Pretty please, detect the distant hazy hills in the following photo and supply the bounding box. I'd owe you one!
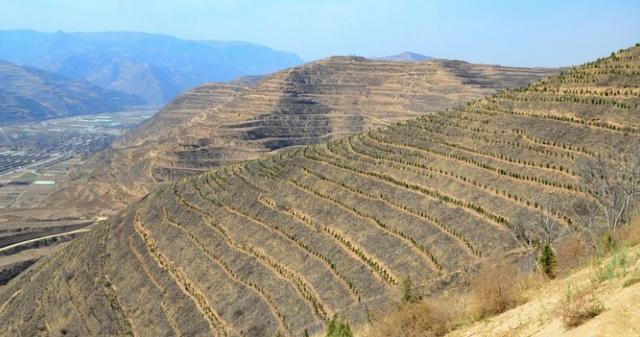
[374,51,433,62]
[0,30,304,105]
[0,60,145,124]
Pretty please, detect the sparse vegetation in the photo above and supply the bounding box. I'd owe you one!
[556,234,589,274]
[364,299,459,337]
[362,230,640,337]
[361,262,538,337]
[326,317,353,337]
[615,216,640,246]
[594,247,630,283]
[559,285,604,328]
[468,263,526,320]
[576,152,640,235]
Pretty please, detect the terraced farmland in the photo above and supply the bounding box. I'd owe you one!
[1,45,639,337]
[0,209,94,287]
[47,57,555,215]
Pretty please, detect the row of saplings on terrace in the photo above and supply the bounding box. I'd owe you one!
[312,146,640,337]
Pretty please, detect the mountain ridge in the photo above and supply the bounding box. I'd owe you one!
[46,55,556,214]
[0,60,146,124]
[374,51,433,62]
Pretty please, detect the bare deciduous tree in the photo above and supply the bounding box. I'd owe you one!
[511,194,566,273]
[576,149,640,234]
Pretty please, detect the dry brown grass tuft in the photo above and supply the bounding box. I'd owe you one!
[361,262,536,337]
[616,216,640,246]
[556,234,589,275]
[363,297,463,337]
[559,285,604,328]
[467,263,528,320]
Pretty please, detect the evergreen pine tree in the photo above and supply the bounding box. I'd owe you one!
[538,243,557,278]
[401,275,413,304]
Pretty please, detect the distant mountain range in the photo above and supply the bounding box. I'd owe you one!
[0,60,145,124]
[0,30,304,105]
[374,51,433,62]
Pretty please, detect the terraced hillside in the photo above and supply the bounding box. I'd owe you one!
[45,83,250,212]
[0,208,94,287]
[3,46,638,337]
[47,57,556,214]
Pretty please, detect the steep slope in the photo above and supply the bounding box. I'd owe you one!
[446,243,640,337]
[2,45,638,337]
[49,82,249,211]
[0,30,303,105]
[0,60,146,124]
[47,57,556,214]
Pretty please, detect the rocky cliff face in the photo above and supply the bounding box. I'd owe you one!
[47,57,556,214]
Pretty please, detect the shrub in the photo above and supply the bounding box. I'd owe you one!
[594,247,629,283]
[363,298,460,337]
[326,317,353,337]
[559,285,604,328]
[556,234,588,275]
[468,263,525,319]
[401,275,414,304]
[538,243,557,278]
[615,216,640,246]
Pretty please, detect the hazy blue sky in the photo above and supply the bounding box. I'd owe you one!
[1,0,639,66]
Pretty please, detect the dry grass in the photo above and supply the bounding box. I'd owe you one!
[622,274,640,287]
[467,263,529,320]
[593,247,631,283]
[363,297,463,337]
[359,220,640,337]
[616,216,640,246]
[556,234,589,275]
[361,262,535,337]
[559,285,604,328]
